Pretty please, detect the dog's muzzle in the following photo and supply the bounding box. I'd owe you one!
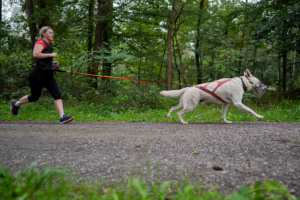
[253,83,267,98]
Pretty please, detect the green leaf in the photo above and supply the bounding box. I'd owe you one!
[224,191,248,200]
[159,181,171,200]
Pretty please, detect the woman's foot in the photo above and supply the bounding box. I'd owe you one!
[10,100,20,115]
[59,114,74,124]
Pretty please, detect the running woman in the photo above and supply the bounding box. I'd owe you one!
[10,26,74,124]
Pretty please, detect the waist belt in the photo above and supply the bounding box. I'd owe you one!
[32,63,47,71]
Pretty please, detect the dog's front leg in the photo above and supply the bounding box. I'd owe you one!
[221,103,232,123]
[234,102,263,119]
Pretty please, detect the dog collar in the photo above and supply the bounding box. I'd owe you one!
[240,77,247,91]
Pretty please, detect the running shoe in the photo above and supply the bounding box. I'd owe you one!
[10,99,20,115]
[59,114,74,124]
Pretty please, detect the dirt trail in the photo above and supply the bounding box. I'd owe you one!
[0,121,299,194]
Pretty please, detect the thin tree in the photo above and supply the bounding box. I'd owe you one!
[0,0,2,21]
[37,0,48,28]
[166,0,178,90]
[87,0,95,86]
[0,0,2,95]
[25,0,37,48]
[195,0,205,84]
[92,0,105,89]
[174,0,188,86]
[101,0,113,83]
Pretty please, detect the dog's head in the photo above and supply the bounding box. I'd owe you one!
[244,69,267,98]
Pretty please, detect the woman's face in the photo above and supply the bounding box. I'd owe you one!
[42,29,54,41]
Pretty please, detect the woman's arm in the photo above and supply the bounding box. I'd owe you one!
[33,44,57,59]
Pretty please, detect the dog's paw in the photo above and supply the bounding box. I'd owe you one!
[222,118,232,124]
[257,115,264,119]
[164,114,169,118]
[181,121,188,125]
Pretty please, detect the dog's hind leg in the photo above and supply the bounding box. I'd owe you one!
[165,95,184,118]
[177,95,199,124]
[221,103,232,123]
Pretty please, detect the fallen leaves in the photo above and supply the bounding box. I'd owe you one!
[213,166,223,171]
[191,151,200,155]
[102,188,109,194]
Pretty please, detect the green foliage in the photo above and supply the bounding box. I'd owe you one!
[0,162,71,200]
[2,0,300,107]
[225,181,297,200]
[0,162,298,200]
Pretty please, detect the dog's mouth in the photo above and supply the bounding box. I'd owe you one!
[253,83,267,98]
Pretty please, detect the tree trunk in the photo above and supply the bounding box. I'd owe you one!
[195,0,204,84]
[87,0,95,86]
[281,21,288,94]
[101,0,113,83]
[88,0,95,53]
[293,42,297,80]
[92,0,105,89]
[25,0,37,49]
[0,0,2,95]
[253,42,257,75]
[172,37,181,89]
[37,0,48,28]
[282,51,287,94]
[175,22,186,85]
[166,0,177,90]
[0,0,2,21]
[238,48,242,76]
[277,58,281,90]
[158,33,167,85]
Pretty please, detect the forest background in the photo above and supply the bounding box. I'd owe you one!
[0,0,300,122]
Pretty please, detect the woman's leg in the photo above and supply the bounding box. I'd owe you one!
[54,99,64,115]
[17,95,30,105]
[45,75,74,123]
[10,70,44,115]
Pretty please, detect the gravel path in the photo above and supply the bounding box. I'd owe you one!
[0,121,299,195]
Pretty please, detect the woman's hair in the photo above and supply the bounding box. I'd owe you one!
[35,26,53,41]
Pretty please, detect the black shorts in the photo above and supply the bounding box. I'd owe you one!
[28,69,61,102]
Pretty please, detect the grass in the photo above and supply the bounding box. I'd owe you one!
[0,96,300,122]
[0,162,298,200]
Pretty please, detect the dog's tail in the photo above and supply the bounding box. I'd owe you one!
[160,88,188,97]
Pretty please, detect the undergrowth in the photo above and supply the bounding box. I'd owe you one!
[1,94,300,122]
[0,162,298,200]
[1,84,300,122]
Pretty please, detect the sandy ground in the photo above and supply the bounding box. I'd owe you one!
[0,120,299,195]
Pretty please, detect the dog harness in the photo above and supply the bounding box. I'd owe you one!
[193,79,232,103]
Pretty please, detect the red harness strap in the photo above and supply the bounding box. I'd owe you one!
[193,78,232,103]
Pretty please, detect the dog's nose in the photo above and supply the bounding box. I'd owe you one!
[260,83,267,90]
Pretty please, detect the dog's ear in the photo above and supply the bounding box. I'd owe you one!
[246,69,252,77]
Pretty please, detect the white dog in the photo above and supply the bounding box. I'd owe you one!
[160,69,267,124]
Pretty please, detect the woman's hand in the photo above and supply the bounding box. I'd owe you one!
[53,61,60,67]
[52,53,58,58]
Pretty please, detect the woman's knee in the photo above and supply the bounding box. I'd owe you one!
[28,95,40,102]
[53,93,61,100]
